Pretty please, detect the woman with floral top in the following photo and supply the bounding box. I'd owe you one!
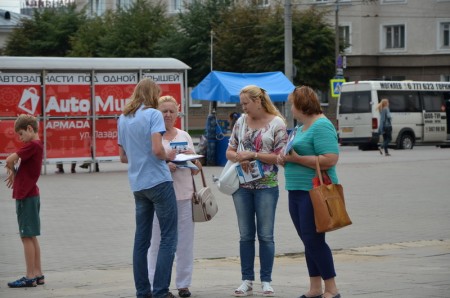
[225,85,288,297]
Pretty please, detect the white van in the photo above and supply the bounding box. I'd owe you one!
[337,81,450,150]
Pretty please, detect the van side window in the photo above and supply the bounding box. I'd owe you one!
[339,91,371,114]
[422,92,445,112]
[378,91,420,112]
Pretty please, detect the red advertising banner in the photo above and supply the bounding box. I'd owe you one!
[0,73,42,117]
[143,73,184,129]
[94,73,137,116]
[45,73,91,117]
[0,119,43,160]
[45,119,91,159]
[1,72,186,163]
[95,118,119,159]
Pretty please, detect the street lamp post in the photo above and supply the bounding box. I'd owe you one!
[210,29,214,72]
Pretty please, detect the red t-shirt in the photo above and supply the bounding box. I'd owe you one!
[13,140,43,200]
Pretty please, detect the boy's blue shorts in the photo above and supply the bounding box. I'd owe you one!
[16,196,40,237]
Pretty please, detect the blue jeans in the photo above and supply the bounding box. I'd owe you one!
[133,181,178,298]
[232,186,279,282]
[288,190,336,280]
[382,131,392,154]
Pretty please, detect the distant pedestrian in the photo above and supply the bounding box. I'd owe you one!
[5,114,45,288]
[278,86,341,298]
[377,98,392,156]
[118,78,178,298]
[55,161,76,174]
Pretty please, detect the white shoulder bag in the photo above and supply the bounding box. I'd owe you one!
[217,116,246,195]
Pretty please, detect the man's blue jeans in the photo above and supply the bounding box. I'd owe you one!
[232,186,279,282]
[133,181,178,298]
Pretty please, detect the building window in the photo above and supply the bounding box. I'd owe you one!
[381,0,406,3]
[173,0,182,11]
[312,0,351,3]
[383,24,405,49]
[118,0,133,9]
[188,87,202,108]
[217,102,237,108]
[439,22,450,49]
[256,0,269,7]
[441,75,450,82]
[339,24,351,53]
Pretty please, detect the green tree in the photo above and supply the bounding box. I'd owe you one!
[213,4,335,90]
[292,7,336,90]
[213,4,284,73]
[71,0,172,57]
[155,0,232,85]
[3,4,86,56]
[68,14,108,57]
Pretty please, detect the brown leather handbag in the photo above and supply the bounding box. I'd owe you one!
[309,157,352,233]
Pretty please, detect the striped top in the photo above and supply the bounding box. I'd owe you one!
[284,117,339,191]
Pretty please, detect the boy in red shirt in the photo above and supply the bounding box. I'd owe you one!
[5,114,45,288]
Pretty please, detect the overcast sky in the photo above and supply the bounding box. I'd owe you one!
[0,0,20,13]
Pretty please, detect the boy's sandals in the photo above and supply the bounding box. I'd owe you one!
[8,276,37,288]
[234,280,253,297]
[261,281,275,297]
[36,275,45,285]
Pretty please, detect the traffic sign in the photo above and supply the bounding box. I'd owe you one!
[330,78,346,98]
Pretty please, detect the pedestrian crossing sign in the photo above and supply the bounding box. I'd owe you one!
[330,79,346,98]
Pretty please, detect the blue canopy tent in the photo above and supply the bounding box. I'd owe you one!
[191,71,295,102]
[191,71,294,166]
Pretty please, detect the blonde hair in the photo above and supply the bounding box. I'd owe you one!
[240,85,285,122]
[377,98,389,112]
[158,95,180,112]
[123,78,161,116]
[15,114,38,132]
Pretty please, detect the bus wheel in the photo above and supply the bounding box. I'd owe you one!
[398,133,414,149]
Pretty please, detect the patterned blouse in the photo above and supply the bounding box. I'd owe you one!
[229,114,288,189]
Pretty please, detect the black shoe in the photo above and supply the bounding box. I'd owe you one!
[378,147,383,155]
[79,163,89,169]
[178,288,191,297]
[298,295,322,298]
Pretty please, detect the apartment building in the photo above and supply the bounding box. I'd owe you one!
[6,0,450,83]
[313,0,450,82]
[74,0,186,15]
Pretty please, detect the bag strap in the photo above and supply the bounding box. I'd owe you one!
[315,156,324,186]
[237,115,246,151]
[192,168,207,191]
[191,174,197,193]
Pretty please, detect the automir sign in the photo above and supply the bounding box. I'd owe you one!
[0,73,42,117]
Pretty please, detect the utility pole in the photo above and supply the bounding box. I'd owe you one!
[335,0,340,72]
[284,0,293,83]
[334,0,343,78]
[284,0,294,127]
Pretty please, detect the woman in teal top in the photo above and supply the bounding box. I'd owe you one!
[278,86,341,298]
